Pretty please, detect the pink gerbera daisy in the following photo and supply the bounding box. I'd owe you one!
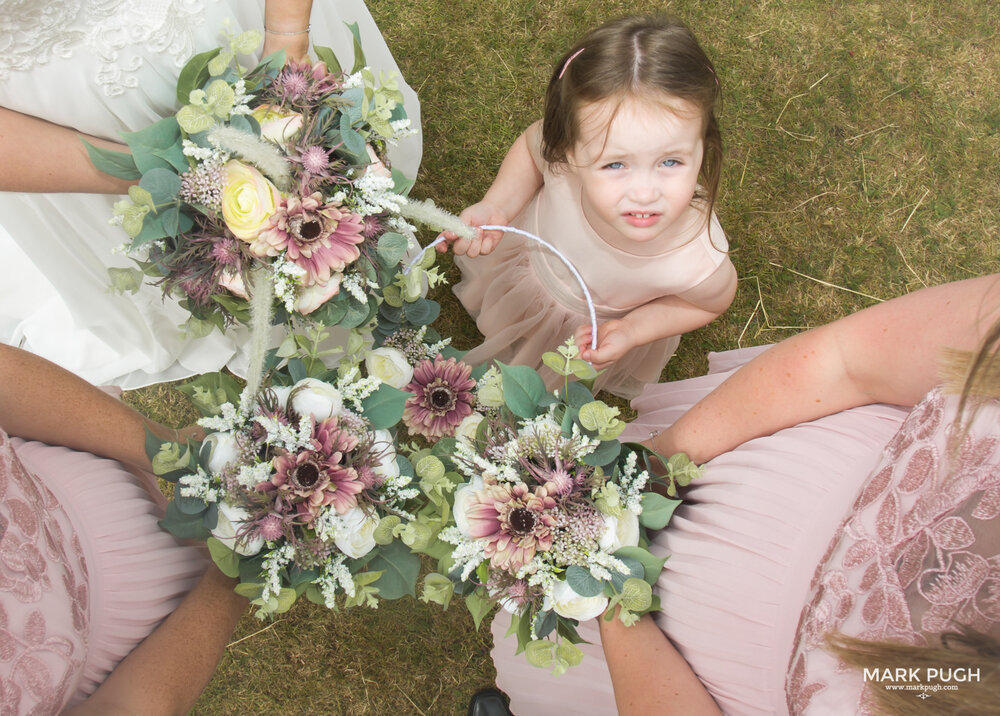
[250,192,364,285]
[402,354,476,439]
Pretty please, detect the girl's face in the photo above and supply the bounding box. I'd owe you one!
[568,96,705,253]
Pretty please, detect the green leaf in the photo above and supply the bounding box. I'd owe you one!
[108,267,143,294]
[273,587,298,614]
[176,48,223,104]
[565,566,604,598]
[391,166,414,196]
[152,142,190,173]
[639,492,682,530]
[376,231,409,268]
[177,371,243,416]
[555,641,584,669]
[667,452,703,487]
[313,44,342,75]
[346,21,366,73]
[533,609,557,639]
[341,123,368,160]
[465,589,495,631]
[581,439,621,468]
[233,582,264,599]
[402,298,440,327]
[83,140,140,180]
[359,383,408,429]
[541,351,570,376]
[420,572,455,609]
[159,500,211,539]
[172,484,208,516]
[207,537,240,578]
[608,556,644,593]
[524,640,555,669]
[499,362,546,418]
[618,578,653,612]
[613,546,668,586]
[125,117,183,174]
[368,541,419,599]
[339,294,375,329]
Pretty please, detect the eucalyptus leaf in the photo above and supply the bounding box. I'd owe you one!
[639,492,682,530]
[391,166,414,195]
[368,540,419,599]
[565,565,604,598]
[613,546,668,586]
[83,140,140,180]
[524,640,555,669]
[465,589,494,631]
[207,537,240,578]
[125,117,183,174]
[609,555,644,592]
[533,610,557,640]
[273,587,298,614]
[172,484,208,516]
[233,582,264,599]
[402,298,440,327]
[376,231,409,267]
[159,500,211,539]
[581,439,621,468]
[359,383,407,429]
[499,362,546,418]
[339,295,376,329]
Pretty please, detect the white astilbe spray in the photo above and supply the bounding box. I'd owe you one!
[439,527,486,580]
[397,197,474,239]
[617,450,650,514]
[179,467,219,502]
[208,126,292,189]
[260,544,295,603]
[198,401,243,432]
[318,556,355,606]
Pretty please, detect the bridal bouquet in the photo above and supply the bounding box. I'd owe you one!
[89,26,438,336]
[404,341,701,673]
[149,368,420,617]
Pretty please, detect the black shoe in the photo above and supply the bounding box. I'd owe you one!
[467,688,513,716]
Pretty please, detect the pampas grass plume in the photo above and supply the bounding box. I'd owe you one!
[398,197,475,240]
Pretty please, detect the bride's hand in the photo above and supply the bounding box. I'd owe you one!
[262,31,311,64]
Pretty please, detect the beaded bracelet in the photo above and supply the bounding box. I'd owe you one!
[264,24,311,36]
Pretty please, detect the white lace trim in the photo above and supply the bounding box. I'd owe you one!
[0,0,208,96]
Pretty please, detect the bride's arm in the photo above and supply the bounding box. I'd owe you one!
[651,273,1000,464]
[263,0,314,63]
[0,106,135,193]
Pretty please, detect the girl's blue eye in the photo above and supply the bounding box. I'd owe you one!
[602,161,624,170]
[661,159,680,168]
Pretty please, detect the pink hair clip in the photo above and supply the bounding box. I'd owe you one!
[558,47,586,79]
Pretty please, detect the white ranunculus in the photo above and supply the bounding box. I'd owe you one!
[334,507,380,559]
[598,511,641,552]
[453,475,485,536]
[269,385,292,410]
[454,412,485,444]
[371,429,399,480]
[365,346,414,389]
[290,377,343,421]
[212,501,265,557]
[519,415,561,443]
[549,580,609,622]
[203,432,239,474]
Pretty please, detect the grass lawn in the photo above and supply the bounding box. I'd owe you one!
[126,1,998,713]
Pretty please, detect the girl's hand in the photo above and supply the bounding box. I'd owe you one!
[437,201,509,257]
[575,319,638,370]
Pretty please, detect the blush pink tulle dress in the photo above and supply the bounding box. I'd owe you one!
[0,429,205,713]
[453,164,729,399]
[490,346,1000,714]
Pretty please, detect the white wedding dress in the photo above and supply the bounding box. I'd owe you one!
[0,0,422,388]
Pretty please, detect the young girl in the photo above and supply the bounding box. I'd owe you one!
[442,14,737,398]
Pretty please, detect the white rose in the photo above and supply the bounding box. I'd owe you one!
[598,511,641,552]
[203,432,239,474]
[211,501,265,557]
[454,413,485,444]
[290,378,343,421]
[371,429,399,480]
[294,274,342,315]
[453,475,485,536]
[549,580,609,622]
[334,507,380,559]
[365,346,414,389]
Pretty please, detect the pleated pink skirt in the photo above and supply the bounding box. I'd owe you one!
[11,438,205,709]
[491,347,909,714]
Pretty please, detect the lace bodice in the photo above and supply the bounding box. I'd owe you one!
[787,388,1000,713]
[0,0,207,95]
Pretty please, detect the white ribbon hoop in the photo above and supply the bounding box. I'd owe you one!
[404,225,599,350]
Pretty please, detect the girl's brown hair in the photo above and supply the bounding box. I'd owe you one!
[541,15,723,218]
